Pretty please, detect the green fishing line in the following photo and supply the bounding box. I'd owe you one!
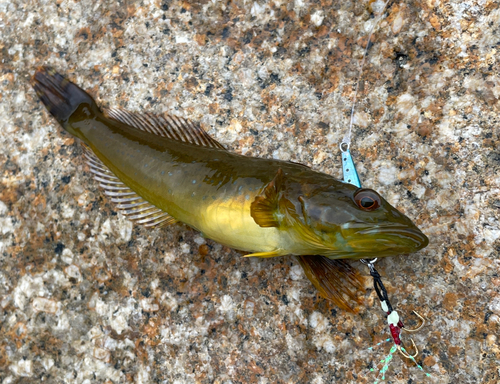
[367,338,391,351]
[373,345,397,384]
[400,347,432,378]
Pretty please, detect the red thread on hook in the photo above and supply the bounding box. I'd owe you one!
[389,323,402,346]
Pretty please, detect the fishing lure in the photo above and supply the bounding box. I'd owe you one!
[339,0,433,379]
[343,116,432,380]
[31,67,428,312]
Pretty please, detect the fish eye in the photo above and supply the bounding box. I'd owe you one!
[354,189,381,211]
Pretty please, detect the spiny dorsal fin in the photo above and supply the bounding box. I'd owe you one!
[105,108,225,150]
[297,256,365,312]
[250,168,296,228]
[82,144,176,228]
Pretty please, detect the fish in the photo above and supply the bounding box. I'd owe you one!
[31,66,428,310]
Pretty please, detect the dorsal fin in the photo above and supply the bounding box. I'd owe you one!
[105,108,226,149]
[251,168,296,228]
[82,144,176,228]
[297,256,365,312]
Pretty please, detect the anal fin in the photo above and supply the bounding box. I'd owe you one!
[244,249,285,258]
[82,144,176,228]
[297,256,365,312]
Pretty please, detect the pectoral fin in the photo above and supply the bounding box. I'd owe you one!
[251,168,296,228]
[297,256,365,312]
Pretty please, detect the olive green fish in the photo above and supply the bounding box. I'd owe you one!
[32,67,428,310]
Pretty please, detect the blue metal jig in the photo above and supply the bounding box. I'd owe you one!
[340,144,362,188]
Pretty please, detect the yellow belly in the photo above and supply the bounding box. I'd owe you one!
[198,195,282,253]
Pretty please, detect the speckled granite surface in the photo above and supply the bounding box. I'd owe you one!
[1,0,499,383]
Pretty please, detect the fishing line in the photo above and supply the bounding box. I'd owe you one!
[341,0,392,152]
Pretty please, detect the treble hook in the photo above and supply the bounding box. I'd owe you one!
[401,310,426,333]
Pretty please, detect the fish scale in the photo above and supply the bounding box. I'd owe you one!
[78,106,290,252]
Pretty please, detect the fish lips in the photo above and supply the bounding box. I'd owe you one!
[352,224,429,254]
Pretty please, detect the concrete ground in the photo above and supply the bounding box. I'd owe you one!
[1,0,499,382]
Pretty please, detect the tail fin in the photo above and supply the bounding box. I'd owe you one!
[298,256,365,312]
[31,66,98,133]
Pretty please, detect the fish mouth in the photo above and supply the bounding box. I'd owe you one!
[357,226,429,253]
[352,225,429,254]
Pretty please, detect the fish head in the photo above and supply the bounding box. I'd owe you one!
[292,184,429,258]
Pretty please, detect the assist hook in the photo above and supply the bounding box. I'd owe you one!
[361,258,426,359]
[402,310,426,333]
[398,338,418,359]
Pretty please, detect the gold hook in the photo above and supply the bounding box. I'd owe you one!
[401,310,425,333]
[397,338,418,359]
